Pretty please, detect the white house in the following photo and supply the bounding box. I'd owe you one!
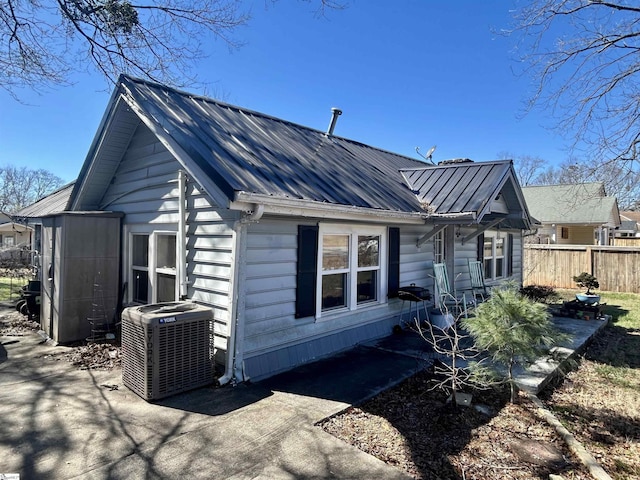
[47,75,534,382]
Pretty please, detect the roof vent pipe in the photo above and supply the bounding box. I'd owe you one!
[326,107,342,136]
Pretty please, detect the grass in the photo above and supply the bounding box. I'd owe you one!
[544,289,640,479]
[0,275,30,302]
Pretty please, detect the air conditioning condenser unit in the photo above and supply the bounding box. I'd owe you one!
[121,302,214,401]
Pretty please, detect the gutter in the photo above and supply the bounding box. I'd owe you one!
[232,192,429,224]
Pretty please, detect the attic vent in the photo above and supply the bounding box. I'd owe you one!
[326,107,342,136]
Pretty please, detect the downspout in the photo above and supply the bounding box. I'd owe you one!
[217,204,263,385]
[178,170,188,299]
[217,219,247,385]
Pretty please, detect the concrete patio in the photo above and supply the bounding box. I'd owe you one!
[0,310,607,479]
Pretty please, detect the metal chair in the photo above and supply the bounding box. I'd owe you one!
[468,260,490,303]
[432,262,472,317]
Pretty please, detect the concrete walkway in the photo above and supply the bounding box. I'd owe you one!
[0,314,607,479]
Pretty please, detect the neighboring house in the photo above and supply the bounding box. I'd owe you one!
[13,182,76,255]
[0,211,34,266]
[522,183,620,245]
[616,211,640,238]
[0,221,32,249]
[49,75,533,382]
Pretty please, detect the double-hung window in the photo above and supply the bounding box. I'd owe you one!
[317,225,386,318]
[129,231,177,304]
[483,233,506,281]
[131,234,150,303]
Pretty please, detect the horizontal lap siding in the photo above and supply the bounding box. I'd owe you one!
[400,226,433,289]
[241,220,435,380]
[187,189,237,353]
[103,123,236,356]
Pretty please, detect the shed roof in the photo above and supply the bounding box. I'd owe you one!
[522,183,620,227]
[70,75,532,228]
[14,182,75,219]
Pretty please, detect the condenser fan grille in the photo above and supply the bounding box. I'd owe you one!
[121,302,214,400]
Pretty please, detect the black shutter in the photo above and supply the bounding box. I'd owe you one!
[388,227,400,298]
[295,225,318,318]
[507,233,514,277]
[477,233,484,261]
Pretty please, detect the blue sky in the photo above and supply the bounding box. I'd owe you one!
[0,1,569,183]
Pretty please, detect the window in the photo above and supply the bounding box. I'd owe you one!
[434,228,446,264]
[317,225,386,318]
[155,234,177,302]
[561,227,569,239]
[483,232,507,280]
[131,234,149,303]
[129,231,177,304]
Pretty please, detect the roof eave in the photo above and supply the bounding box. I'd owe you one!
[232,192,429,224]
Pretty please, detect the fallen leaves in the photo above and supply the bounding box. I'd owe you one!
[65,343,121,370]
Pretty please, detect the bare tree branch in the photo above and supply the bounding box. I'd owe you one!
[1,0,343,97]
[510,0,640,176]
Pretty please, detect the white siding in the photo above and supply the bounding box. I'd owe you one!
[240,220,438,379]
[101,123,237,356]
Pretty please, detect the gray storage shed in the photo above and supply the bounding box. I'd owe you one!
[40,212,123,344]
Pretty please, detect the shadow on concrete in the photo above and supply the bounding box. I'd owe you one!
[0,327,272,479]
[260,330,430,405]
[157,381,273,416]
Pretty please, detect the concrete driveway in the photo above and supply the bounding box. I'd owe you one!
[0,307,606,480]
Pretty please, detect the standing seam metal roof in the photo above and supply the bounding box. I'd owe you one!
[14,182,75,218]
[122,77,434,213]
[71,75,530,225]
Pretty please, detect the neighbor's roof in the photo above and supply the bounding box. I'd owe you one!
[522,183,620,227]
[70,75,532,227]
[618,220,638,232]
[620,211,640,223]
[15,182,75,218]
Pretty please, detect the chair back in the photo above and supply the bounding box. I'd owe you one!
[433,262,452,301]
[468,260,488,298]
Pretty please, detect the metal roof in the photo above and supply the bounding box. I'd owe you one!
[521,183,620,227]
[70,75,532,227]
[117,76,428,213]
[400,161,512,215]
[14,182,75,219]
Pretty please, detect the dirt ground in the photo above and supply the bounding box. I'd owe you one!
[320,321,640,480]
[320,370,592,480]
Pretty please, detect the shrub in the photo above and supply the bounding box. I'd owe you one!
[520,285,560,304]
[463,285,569,402]
[573,272,599,294]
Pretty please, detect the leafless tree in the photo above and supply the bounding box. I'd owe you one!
[0,165,65,213]
[498,151,548,186]
[511,1,640,177]
[412,307,493,409]
[0,0,343,98]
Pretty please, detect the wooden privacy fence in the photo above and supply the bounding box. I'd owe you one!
[524,244,640,293]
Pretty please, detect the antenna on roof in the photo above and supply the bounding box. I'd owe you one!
[416,145,436,164]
